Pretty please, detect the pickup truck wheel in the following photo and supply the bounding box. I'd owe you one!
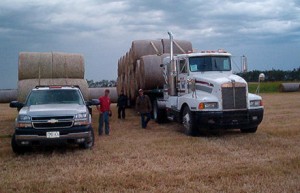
[182,106,197,136]
[11,134,27,154]
[80,129,94,149]
[240,127,257,133]
[153,100,166,123]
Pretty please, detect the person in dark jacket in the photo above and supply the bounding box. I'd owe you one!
[135,89,152,128]
[117,90,128,119]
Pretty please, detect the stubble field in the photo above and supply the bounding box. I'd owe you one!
[0,93,299,193]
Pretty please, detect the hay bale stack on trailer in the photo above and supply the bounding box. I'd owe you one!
[117,39,192,103]
[17,52,89,102]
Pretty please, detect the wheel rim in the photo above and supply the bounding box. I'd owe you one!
[183,110,191,130]
[153,102,158,120]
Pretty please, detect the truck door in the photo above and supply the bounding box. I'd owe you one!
[177,59,188,96]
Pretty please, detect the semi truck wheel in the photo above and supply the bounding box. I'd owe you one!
[240,127,257,133]
[153,100,167,123]
[182,106,197,136]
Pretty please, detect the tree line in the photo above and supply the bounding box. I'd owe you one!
[87,79,116,88]
[237,68,300,82]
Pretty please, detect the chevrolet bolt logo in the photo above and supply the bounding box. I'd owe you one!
[48,119,58,124]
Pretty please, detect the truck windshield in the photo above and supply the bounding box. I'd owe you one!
[189,56,231,72]
[26,90,84,106]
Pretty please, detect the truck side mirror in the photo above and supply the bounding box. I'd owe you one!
[86,99,100,106]
[10,101,24,109]
[259,73,265,81]
[256,73,265,94]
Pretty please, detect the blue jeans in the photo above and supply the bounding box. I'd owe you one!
[99,111,109,135]
[140,112,151,128]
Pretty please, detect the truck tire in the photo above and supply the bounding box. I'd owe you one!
[80,129,94,149]
[182,106,197,136]
[240,127,257,133]
[153,100,166,123]
[11,134,27,154]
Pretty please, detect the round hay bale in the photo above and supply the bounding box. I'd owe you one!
[89,87,117,103]
[0,89,17,103]
[131,40,163,62]
[18,52,85,80]
[161,39,193,54]
[52,52,85,79]
[140,55,165,90]
[279,83,300,92]
[18,52,52,80]
[17,79,89,103]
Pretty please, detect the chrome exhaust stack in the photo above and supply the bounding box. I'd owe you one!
[167,31,177,96]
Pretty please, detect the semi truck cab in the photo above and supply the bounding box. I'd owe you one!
[158,48,264,135]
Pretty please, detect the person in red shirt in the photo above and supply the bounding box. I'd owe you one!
[97,89,111,135]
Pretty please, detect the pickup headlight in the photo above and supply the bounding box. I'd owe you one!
[250,100,263,107]
[17,115,32,128]
[74,113,89,126]
[198,102,218,109]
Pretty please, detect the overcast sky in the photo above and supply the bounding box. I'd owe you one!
[0,0,299,89]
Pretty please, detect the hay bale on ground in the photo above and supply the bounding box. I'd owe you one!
[52,52,84,79]
[17,79,89,103]
[89,87,117,103]
[18,52,52,80]
[279,83,300,92]
[18,52,85,80]
[0,89,17,103]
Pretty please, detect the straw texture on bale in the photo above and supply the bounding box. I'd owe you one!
[17,79,89,103]
[130,40,163,62]
[161,39,193,54]
[279,83,300,92]
[117,38,193,102]
[18,52,84,80]
[0,89,17,103]
[140,55,165,90]
[89,87,118,103]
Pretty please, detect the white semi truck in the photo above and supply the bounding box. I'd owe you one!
[151,32,264,135]
[118,32,264,135]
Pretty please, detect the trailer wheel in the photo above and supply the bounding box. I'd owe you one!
[153,100,166,123]
[240,127,257,133]
[182,106,197,136]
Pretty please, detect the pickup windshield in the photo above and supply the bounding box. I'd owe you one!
[189,56,231,72]
[26,89,84,106]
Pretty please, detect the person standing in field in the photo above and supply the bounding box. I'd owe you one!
[117,90,128,119]
[135,89,152,129]
[97,89,111,135]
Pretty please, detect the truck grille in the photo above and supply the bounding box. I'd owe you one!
[222,84,247,110]
[32,116,74,129]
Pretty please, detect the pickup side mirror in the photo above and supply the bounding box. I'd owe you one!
[86,99,100,106]
[10,101,24,109]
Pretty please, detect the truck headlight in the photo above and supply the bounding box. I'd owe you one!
[74,113,89,126]
[75,113,87,119]
[198,102,218,109]
[17,115,32,128]
[250,100,262,107]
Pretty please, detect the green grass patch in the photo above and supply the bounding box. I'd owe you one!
[248,82,282,93]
